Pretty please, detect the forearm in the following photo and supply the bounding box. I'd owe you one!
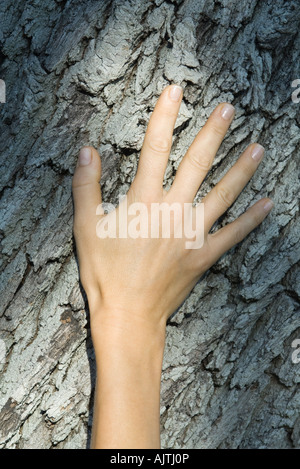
[90,314,166,449]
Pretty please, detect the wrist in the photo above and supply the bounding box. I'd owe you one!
[90,307,166,368]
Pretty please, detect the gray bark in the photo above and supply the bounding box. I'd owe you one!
[0,0,299,449]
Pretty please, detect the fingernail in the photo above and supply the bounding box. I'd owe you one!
[263,200,274,213]
[169,85,182,102]
[251,144,265,162]
[220,103,235,120]
[79,147,91,166]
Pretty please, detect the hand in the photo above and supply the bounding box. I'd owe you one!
[72,84,273,334]
[72,84,273,448]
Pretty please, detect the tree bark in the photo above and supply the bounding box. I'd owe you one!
[0,0,299,449]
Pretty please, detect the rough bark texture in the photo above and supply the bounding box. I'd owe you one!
[0,0,299,449]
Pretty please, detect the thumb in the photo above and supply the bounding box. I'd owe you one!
[72,146,102,231]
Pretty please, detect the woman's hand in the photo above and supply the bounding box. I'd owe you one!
[72,84,272,334]
[72,84,273,448]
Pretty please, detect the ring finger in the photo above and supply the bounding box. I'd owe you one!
[201,143,265,231]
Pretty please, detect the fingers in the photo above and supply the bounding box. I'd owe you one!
[133,84,183,198]
[72,146,102,231]
[207,198,274,265]
[169,103,235,202]
[202,143,265,231]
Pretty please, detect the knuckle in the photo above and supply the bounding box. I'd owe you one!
[215,185,235,208]
[242,161,255,179]
[232,224,245,245]
[72,171,92,190]
[147,136,171,155]
[72,173,79,190]
[251,210,263,227]
[210,122,226,138]
[163,107,179,119]
[187,150,212,173]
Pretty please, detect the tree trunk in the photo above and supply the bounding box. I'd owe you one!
[0,0,299,449]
